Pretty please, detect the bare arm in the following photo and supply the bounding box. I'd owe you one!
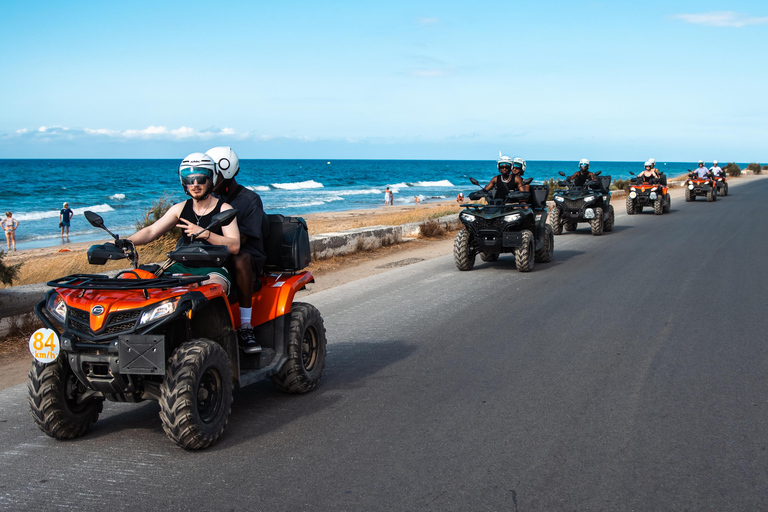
[176,203,240,254]
[128,202,185,246]
[516,176,530,192]
[483,176,498,192]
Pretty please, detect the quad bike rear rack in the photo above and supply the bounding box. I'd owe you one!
[47,272,207,291]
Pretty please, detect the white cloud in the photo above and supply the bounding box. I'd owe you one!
[671,11,768,27]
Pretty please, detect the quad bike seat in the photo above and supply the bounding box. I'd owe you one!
[529,184,549,210]
[598,175,612,191]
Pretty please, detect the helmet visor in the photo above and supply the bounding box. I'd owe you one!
[512,162,523,170]
[579,163,589,168]
[499,163,512,170]
[180,167,213,186]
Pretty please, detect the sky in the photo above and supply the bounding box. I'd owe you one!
[0,0,766,161]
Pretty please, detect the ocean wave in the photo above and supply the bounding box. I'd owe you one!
[247,185,271,192]
[14,203,115,222]
[408,180,455,187]
[335,188,382,196]
[110,193,126,200]
[270,180,324,190]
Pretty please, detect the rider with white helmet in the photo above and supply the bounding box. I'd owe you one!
[207,146,268,352]
[693,160,709,178]
[127,153,241,293]
[710,160,724,177]
[569,158,595,186]
[638,160,660,182]
[483,154,530,200]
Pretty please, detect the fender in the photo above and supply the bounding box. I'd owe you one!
[242,271,315,328]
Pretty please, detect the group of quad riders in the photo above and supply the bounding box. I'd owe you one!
[454,155,727,272]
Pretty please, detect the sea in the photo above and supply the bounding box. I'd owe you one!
[0,159,745,251]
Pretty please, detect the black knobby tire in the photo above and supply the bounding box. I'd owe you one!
[626,196,635,215]
[707,188,714,202]
[634,203,643,213]
[550,207,563,235]
[590,207,603,236]
[654,197,663,215]
[453,229,475,271]
[271,302,327,394]
[723,184,728,196]
[160,339,233,450]
[28,360,104,440]
[480,252,498,262]
[515,230,535,272]
[534,224,554,263]
[564,221,577,232]
[604,205,615,232]
[685,187,694,202]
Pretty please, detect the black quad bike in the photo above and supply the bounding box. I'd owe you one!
[550,171,614,236]
[626,171,672,215]
[28,209,326,450]
[684,171,718,202]
[453,177,553,272]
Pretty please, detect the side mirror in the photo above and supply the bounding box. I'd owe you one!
[469,177,480,187]
[84,211,105,229]
[594,171,602,176]
[207,209,238,230]
[629,171,635,175]
[523,178,533,185]
[558,171,566,177]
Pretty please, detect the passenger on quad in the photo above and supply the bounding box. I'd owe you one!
[710,160,724,177]
[568,159,596,186]
[207,146,268,353]
[637,161,660,182]
[483,155,530,201]
[126,153,240,292]
[692,160,710,178]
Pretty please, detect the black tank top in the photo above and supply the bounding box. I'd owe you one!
[179,198,224,244]
[495,174,517,200]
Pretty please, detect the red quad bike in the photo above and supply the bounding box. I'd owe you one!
[685,171,718,202]
[714,174,728,197]
[626,171,671,215]
[27,209,326,450]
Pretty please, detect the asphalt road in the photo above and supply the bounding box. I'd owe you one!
[2,177,767,511]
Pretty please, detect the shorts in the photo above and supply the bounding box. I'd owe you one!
[166,262,231,290]
[61,221,70,227]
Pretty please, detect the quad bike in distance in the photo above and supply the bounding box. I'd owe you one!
[685,171,718,202]
[714,174,728,197]
[626,172,672,215]
[550,171,614,236]
[27,209,326,450]
[453,177,553,272]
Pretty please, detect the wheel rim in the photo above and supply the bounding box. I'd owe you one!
[197,367,223,424]
[302,326,319,372]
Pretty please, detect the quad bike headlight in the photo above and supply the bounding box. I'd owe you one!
[629,191,637,199]
[503,213,522,223]
[460,212,476,222]
[651,187,658,192]
[630,187,636,192]
[554,196,564,202]
[46,293,67,325]
[649,192,657,200]
[584,195,595,203]
[140,298,179,325]
[688,184,694,190]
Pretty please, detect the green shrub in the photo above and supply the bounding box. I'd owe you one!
[724,163,742,178]
[0,250,22,285]
[762,165,768,171]
[610,178,631,191]
[747,163,762,175]
[136,193,182,238]
[544,178,565,201]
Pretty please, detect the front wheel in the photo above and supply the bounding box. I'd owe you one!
[535,224,554,263]
[626,196,635,215]
[654,197,663,215]
[160,339,233,450]
[590,207,604,235]
[550,207,563,235]
[707,188,715,202]
[685,188,694,201]
[453,229,475,271]
[272,302,328,394]
[604,205,615,232]
[28,360,104,440]
[515,230,535,272]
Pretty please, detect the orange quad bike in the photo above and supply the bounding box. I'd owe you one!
[626,172,671,215]
[27,209,326,450]
[714,174,728,197]
[685,171,718,202]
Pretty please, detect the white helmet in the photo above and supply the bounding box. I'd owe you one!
[512,157,526,173]
[579,158,590,168]
[206,146,240,186]
[698,160,704,165]
[179,152,216,196]
[713,160,718,165]
[644,160,652,167]
[649,158,656,166]
[497,154,514,168]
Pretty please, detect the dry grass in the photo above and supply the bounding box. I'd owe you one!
[305,204,461,235]
[418,219,446,238]
[0,312,43,360]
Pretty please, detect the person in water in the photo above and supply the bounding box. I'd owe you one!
[483,155,530,200]
[568,159,596,186]
[2,212,19,251]
[127,153,240,293]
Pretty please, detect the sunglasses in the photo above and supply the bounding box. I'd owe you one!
[499,164,512,169]
[181,175,210,186]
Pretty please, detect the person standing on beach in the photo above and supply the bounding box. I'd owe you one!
[2,212,19,251]
[388,188,394,205]
[207,146,268,353]
[384,187,391,206]
[59,202,73,238]
[457,192,464,204]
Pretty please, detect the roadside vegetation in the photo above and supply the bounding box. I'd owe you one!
[747,163,762,175]
[724,163,742,177]
[0,251,22,285]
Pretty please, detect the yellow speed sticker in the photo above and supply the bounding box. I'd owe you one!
[29,328,60,363]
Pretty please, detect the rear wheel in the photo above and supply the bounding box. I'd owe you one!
[604,205,615,232]
[663,194,671,213]
[590,207,603,235]
[28,360,104,440]
[564,221,577,232]
[654,197,663,215]
[160,339,233,450]
[626,196,635,215]
[550,207,563,235]
[272,302,327,394]
[515,230,535,272]
[453,229,475,271]
[480,252,498,262]
[535,224,554,263]
[634,203,643,213]
[723,183,728,196]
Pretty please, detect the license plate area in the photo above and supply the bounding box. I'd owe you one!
[118,335,165,375]
[503,232,523,248]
